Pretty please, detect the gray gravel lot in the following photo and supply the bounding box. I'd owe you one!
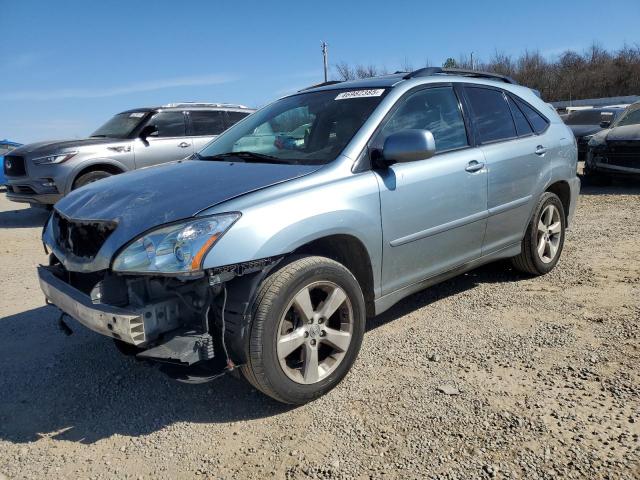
[0,181,638,479]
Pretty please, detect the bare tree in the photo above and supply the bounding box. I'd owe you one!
[334,44,640,100]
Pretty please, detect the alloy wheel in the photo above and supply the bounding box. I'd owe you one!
[276,281,354,385]
[536,204,562,264]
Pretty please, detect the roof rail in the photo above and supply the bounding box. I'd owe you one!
[298,80,343,92]
[403,67,518,85]
[162,102,251,109]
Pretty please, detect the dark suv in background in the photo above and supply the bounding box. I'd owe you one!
[563,107,624,161]
[3,103,255,206]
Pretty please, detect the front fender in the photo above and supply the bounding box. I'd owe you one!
[61,157,130,194]
[201,171,383,293]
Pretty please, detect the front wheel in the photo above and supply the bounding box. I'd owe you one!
[73,170,112,190]
[511,192,566,276]
[241,256,366,404]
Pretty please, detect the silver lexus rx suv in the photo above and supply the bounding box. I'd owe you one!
[4,103,254,206]
[37,68,579,404]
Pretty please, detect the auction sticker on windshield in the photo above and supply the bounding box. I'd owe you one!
[335,89,385,100]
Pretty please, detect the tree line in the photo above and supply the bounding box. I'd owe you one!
[334,44,640,102]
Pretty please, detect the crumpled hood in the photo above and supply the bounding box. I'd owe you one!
[605,125,640,142]
[49,159,319,271]
[11,137,119,156]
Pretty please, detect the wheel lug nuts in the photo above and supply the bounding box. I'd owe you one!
[318,317,324,324]
[310,339,316,346]
[320,330,326,337]
[304,331,309,338]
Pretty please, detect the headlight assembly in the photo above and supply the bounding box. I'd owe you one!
[588,136,605,148]
[112,213,240,274]
[33,152,77,165]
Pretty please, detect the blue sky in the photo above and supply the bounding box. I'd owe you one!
[2,0,639,143]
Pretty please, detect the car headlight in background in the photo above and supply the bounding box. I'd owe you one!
[33,152,77,165]
[588,136,605,148]
[113,213,240,274]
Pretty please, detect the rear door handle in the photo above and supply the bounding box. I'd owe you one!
[178,142,191,148]
[465,160,485,173]
[535,145,547,156]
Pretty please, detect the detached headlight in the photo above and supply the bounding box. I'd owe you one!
[33,152,77,165]
[113,213,240,274]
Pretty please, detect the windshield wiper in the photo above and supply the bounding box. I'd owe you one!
[197,151,294,164]
[90,134,108,138]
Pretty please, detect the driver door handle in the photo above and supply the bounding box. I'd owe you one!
[535,145,547,156]
[178,142,191,148]
[465,160,485,173]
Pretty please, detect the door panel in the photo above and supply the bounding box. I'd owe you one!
[378,148,488,295]
[480,136,545,253]
[134,111,192,168]
[187,110,226,153]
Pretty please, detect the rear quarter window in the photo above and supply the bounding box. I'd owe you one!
[513,97,549,134]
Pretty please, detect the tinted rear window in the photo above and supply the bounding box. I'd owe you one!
[513,97,549,134]
[227,111,250,126]
[507,96,533,137]
[465,87,516,143]
[190,111,226,136]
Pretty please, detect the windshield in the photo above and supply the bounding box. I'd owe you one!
[90,111,149,138]
[198,88,388,165]
[613,103,640,127]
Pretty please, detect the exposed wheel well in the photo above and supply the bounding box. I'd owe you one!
[293,235,375,318]
[546,181,571,225]
[72,163,124,189]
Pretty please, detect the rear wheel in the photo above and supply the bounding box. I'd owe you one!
[511,192,566,276]
[73,170,113,189]
[241,256,365,404]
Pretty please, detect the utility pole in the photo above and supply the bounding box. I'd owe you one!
[321,41,329,82]
[470,52,474,70]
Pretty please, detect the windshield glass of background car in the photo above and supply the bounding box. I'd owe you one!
[614,104,640,127]
[91,112,148,138]
[198,89,388,165]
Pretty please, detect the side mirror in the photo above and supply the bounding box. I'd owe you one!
[139,125,158,145]
[380,129,436,165]
[600,120,611,129]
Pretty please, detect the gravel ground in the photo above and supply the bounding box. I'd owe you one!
[0,180,638,480]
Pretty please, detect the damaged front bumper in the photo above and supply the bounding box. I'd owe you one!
[37,264,218,366]
[38,265,148,345]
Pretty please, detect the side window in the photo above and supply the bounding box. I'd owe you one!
[226,111,250,127]
[513,97,549,134]
[189,111,226,136]
[465,87,517,143]
[149,111,186,137]
[378,86,468,152]
[506,96,533,136]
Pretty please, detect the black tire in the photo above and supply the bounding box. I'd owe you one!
[241,255,366,405]
[73,170,112,189]
[511,192,566,276]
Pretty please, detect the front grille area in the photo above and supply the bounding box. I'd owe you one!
[603,141,640,169]
[52,211,117,259]
[3,155,26,176]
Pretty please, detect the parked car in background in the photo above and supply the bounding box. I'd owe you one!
[585,101,640,183]
[0,139,22,186]
[3,103,254,206]
[38,68,579,404]
[562,107,624,161]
